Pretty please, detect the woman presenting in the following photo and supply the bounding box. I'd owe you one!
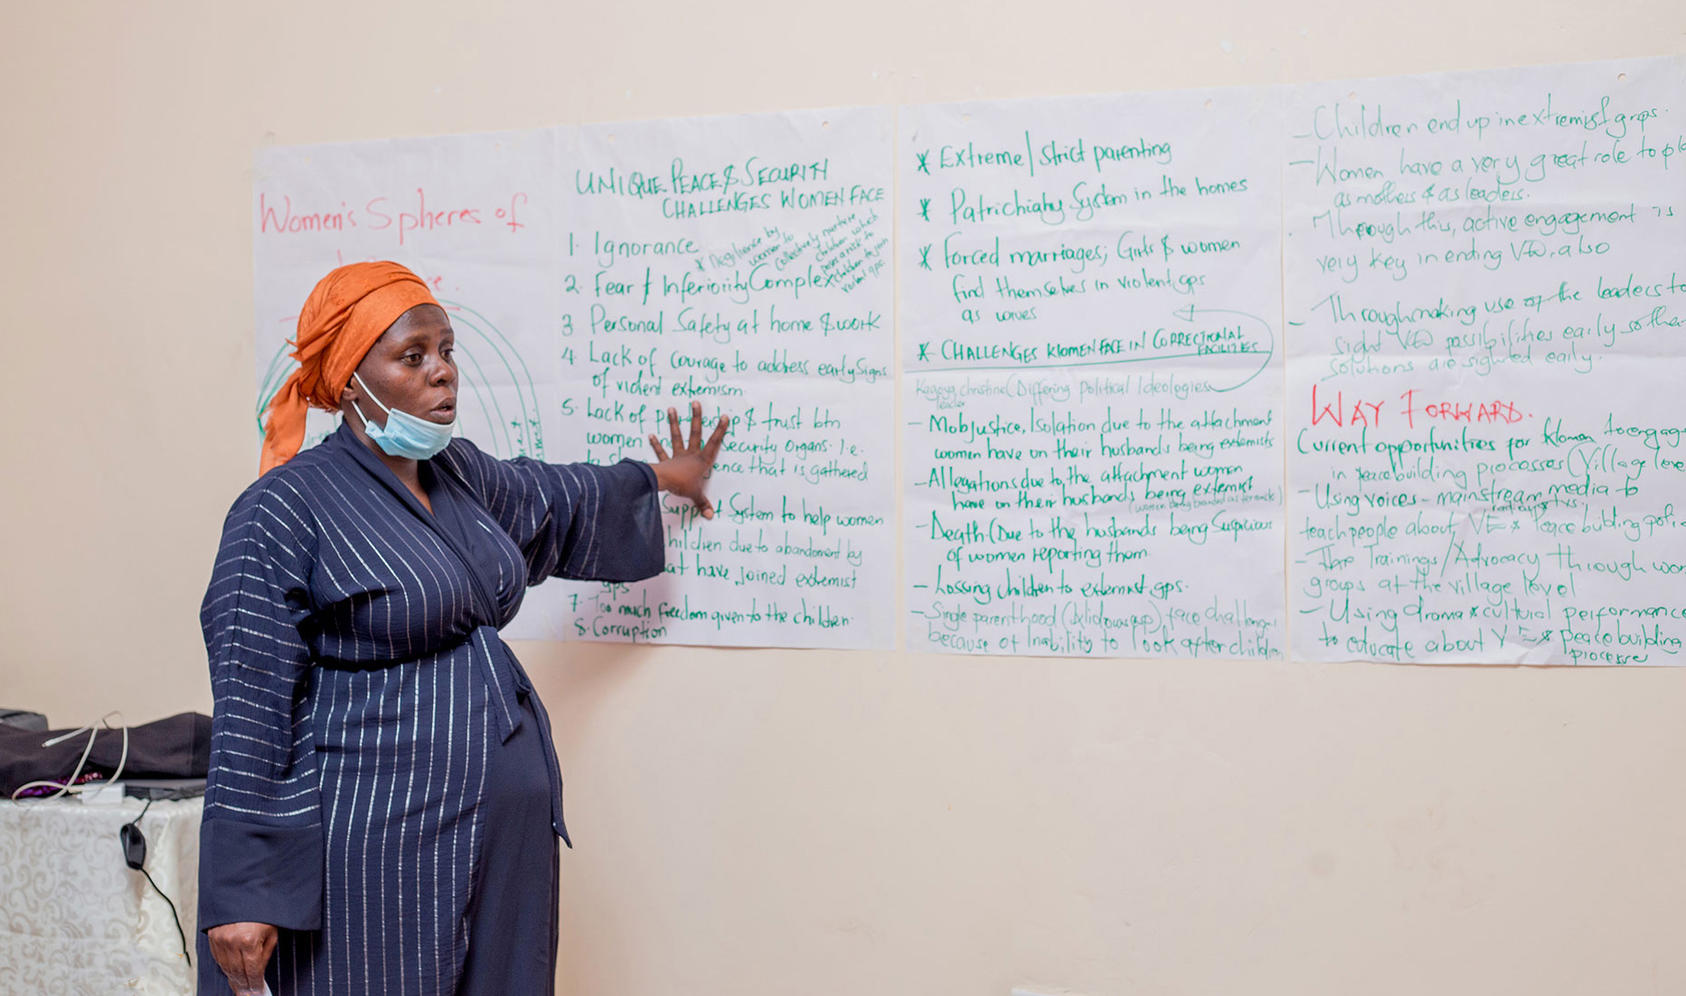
[199,261,726,995]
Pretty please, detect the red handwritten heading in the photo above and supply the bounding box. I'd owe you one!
[258,189,529,246]
[1310,384,1528,429]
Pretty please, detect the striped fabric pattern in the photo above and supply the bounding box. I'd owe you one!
[197,423,663,995]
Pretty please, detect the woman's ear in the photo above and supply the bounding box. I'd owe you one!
[338,376,364,424]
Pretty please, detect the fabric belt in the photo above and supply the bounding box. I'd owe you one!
[310,629,522,739]
[312,635,473,673]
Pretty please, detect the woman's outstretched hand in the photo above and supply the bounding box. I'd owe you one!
[649,401,731,519]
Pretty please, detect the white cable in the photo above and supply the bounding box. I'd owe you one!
[9,712,128,800]
[9,722,99,800]
[81,719,129,801]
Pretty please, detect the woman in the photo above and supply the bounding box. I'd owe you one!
[198,261,727,996]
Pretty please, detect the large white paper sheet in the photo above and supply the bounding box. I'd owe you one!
[254,129,564,461]
[1286,55,1686,664]
[899,88,1287,658]
[507,108,896,649]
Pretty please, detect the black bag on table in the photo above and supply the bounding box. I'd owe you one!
[0,712,212,795]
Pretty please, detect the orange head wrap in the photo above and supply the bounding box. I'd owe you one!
[260,261,441,474]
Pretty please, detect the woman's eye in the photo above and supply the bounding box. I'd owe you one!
[402,354,422,365]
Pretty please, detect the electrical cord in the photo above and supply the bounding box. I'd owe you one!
[9,711,129,800]
[121,797,192,967]
[6,714,190,967]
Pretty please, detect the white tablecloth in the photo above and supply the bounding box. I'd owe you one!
[0,794,201,995]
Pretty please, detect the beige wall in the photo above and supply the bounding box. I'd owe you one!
[4,3,1685,993]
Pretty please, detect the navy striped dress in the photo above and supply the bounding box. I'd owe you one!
[196,422,662,995]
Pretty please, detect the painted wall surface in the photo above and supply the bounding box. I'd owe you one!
[3,3,1684,993]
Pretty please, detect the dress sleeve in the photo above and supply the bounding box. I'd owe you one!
[197,478,324,932]
[435,438,665,584]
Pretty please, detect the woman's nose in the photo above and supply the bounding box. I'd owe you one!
[429,357,457,386]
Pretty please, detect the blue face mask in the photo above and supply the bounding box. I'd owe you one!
[350,373,457,460]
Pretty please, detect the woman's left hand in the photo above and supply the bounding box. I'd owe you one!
[649,401,731,519]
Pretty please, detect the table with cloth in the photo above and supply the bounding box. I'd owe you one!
[0,794,201,995]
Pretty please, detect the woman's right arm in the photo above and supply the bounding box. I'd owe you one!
[198,478,323,990]
[433,401,729,586]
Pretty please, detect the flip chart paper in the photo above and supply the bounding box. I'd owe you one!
[1286,55,1686,665]
[899,87,1288,658]
[515,108,897,649]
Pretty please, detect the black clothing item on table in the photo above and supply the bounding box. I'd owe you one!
[0,712,212,795]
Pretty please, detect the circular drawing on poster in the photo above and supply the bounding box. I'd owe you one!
[256,299,547,460]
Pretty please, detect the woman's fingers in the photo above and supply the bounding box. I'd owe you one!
[241,928,277,995]
[215,951,247,994]
[208,922,276,996]
[214,940,257,994]
[238,945,266,995]
[687,400,704,451]
[667,407,684,455]
[208,928,239,982]
[702,415,731,465]
[651,405,731,511]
